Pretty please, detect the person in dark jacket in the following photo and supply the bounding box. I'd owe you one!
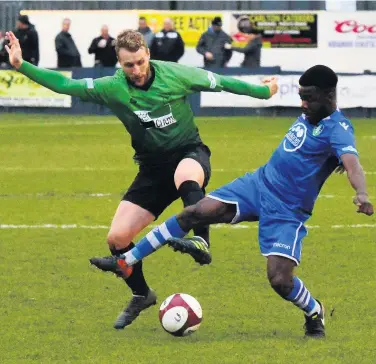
[225,18,262,68]
[0,31,8,67]
[13,15,39,65]
[138,17,154,48]
[88,25,117,67]
[55,18,81,68]
[150,18,184,63]
[196,17,232,68]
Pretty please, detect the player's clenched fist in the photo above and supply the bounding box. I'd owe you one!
[5,31,23,70]
[353,192,374,216]
[262,76,278,98]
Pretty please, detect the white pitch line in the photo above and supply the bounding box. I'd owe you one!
[0,166,376,175]
[0,166,132,172]
[331,224,376,229]
[88,193,112,197]
[0,192,372,201]
[0,120,120,128]
[0,192,115,198]
[318,194,335,198]
[0,224,109,229]
[362,136,376,140]
[0,223,374,230]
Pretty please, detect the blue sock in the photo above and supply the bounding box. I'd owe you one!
[285,276,321,316]
[123,215,187,265]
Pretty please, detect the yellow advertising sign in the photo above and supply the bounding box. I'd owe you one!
[0,70,72,107]
[139,12,223,47]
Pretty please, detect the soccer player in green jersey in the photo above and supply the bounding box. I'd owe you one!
[6,30,278,329]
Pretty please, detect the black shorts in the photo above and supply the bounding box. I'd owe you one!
[123,144,211,219]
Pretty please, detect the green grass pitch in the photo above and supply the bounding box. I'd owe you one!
[0,113,375,363]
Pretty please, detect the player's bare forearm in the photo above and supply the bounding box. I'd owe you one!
[341,154,367,194]
[341,153,374,215]
[218,75,271,99]
[18,61,86,97]
[347,165,367,194]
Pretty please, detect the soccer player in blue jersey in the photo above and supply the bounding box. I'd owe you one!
[91,65,374,337]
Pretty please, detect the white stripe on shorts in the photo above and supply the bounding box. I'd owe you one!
[291,222,303,257]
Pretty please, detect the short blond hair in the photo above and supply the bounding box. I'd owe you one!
[116,30,148,54]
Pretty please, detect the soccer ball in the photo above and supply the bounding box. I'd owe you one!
[159,293,202,337]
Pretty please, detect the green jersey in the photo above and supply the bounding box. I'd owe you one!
[19,60,271,163]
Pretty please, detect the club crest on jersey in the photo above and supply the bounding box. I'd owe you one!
[313,124,324,136]
[283,122,307,152]
[134,104,177,129]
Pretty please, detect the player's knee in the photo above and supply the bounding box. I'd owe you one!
[107,230,133,249]
[268,271,293,298]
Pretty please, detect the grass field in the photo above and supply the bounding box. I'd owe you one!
[0,113,375,363]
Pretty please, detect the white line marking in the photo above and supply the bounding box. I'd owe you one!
[0,120,120,128]
[0,192,115,198]
[0,223,374,230]
[0,192,372,200]
[88,193,112,197]
[0,166,376,175]
[362,136,376,140]
[0,167,132,172]
[331,224,376,229]
[318,194,335,198]
[0,224,109,229]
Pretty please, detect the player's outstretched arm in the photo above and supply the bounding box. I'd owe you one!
[5,31,94,99]
[218,74,278,99]
[341,153,374,216]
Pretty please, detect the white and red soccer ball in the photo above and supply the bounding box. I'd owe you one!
[159,293,202,337]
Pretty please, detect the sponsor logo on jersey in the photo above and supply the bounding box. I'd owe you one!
[342,145,358,153]
[134,104,177,129]
[283,122,307,152]
[84,78,94,89]
[339,121,349,130]
[207,71,217,89]
[313,124,324,136]
[273,242,291,250]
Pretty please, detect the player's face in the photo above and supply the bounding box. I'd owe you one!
[299,86,333,125]
[118,47,151,87]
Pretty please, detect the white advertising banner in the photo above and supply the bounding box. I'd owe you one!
[201,75,376,108]
[316,12,376,72]
[320,12,376,49]
[19,10,376,72]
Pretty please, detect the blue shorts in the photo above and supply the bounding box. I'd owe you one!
[208,170,308,265]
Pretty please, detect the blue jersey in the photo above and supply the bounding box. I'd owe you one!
[261,109,358,215]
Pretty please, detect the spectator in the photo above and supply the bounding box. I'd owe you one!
[196,17,232,68]
[13,15,39,65]
[0,31,8,67]
[150,18,184,63]
[55,18,81,68]
[225,19,262,68]
[138,17,154,48]
[88,25,117,67]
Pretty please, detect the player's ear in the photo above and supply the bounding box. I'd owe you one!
[327,89,336,103]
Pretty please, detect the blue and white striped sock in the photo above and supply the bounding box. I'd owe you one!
[123,215,187,266]
[285,276,321,316]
